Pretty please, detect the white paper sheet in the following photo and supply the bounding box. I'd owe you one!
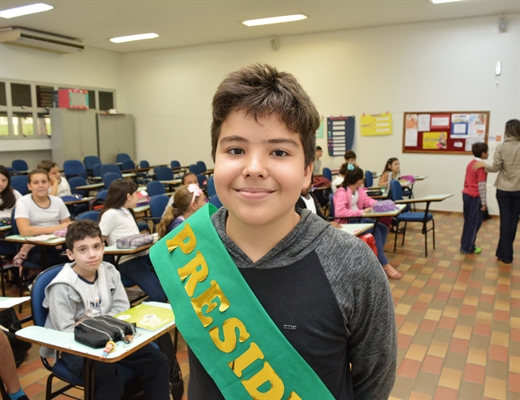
[431,116,449,127]
[418,114,430,131]
[405,129,418,147]
[465,138,484,151]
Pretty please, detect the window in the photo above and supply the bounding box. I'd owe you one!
[11,83,32,107]
[36,85,54,108]
[12,112,34,136]
[99,91,114,111]
[0,82,6,106]
[0,112,8,136]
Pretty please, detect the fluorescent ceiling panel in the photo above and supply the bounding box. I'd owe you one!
[0,3,53,19]
[243,14,307,27]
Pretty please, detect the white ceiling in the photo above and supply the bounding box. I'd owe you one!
[0,0,518,53]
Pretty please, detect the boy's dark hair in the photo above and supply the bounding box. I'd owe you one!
[37,160,57,172]
[472,142,488,158]
[341,166,364,188]
[316,146,322,151]
[211,63,320,168]
[65,220,103,251]
[344,150,356,160]
[28,169,49,183]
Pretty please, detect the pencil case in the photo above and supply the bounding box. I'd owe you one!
[116,234,154,249]
[74,315,136,348]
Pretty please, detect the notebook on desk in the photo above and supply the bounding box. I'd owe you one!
[114,303,174,331]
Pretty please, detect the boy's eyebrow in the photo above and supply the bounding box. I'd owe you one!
[219,135,300,147]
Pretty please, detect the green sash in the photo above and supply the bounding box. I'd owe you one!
[150,203,334,400]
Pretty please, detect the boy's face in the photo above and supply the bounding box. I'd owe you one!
[346,158,356,164]
[183,174,198,186]
[66,236,104,278]
[315,149,323,159]
[48,166,61,181]
[481,151,489,160]
[214,111,312,229]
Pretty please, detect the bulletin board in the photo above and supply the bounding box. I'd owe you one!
[402,111,489,155]
[327,116,355,156]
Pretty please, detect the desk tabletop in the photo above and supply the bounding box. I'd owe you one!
[16,301,175,363]
[160,179,182,185]
[132,205,150,214]
[340,223,374,236]
[362,204,407,218]
[75,183,104,191]
[0,225,12,232]
[5,234,65,245]
[104,243,153,255]
[413,175,428,181]
[64,196,94,206]
[0,296,30,310]
[395,193,453,204]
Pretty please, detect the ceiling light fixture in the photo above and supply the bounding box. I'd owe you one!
[109,33,159,43]
[243,14,307,27]
[0,3,53,19]
[430,0,464,3]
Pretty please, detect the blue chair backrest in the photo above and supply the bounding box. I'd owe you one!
[189,164,201,175]
[323,167,332,182]
[139,160,150,168]
[31,265,64,326]
[6,166,16,173]
[96,190,108,200]
[121,159,135,171]
[150,195,169,219]
[206,176,216,198]
[170,160,181,169]
[329,193,335,218]
[11,175,28,195]
[389,180,403,202]
[12,159,28,172]
[209,195,223,209]
[101,164,121,178]
[116,153,131,163]
[147,181,166,197]
[197,174,206,187]
[103,172,121,189]
[365,170,374,188]
[93,164,103,178]
[69,176,88,195]
[76,211,100,222]
[196,161,207,173]
[63,160,87,180]
[84,156,101,174]
[155,166,173,181]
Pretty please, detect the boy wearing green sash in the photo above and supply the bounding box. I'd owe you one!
[151,64,397,399]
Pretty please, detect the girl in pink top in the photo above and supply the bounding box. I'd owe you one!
[334,166,401,279]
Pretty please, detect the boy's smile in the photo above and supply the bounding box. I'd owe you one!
[214,111,312,232]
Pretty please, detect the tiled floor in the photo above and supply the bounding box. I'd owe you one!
[4,211,519,399]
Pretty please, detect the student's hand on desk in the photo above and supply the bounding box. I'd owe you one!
[472,161,485,170]
[363,207,373,213]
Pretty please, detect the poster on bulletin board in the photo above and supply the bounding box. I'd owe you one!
[402,111,489,155]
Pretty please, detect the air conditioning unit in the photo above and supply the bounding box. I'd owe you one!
[0,27,84,53]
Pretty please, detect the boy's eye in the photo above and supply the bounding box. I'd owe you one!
[228,148,244,155]
[272,149,288,157]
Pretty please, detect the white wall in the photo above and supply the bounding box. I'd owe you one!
[124,13,516,213]
[0,44,123,169]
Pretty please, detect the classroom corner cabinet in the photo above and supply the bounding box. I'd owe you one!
[97,114,135,164]
[50,108,98,166]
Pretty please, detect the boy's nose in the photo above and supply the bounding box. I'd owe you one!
[243,154,269,178]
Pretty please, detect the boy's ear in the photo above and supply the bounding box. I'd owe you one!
[65,249,75,261]
[302,164,313,192]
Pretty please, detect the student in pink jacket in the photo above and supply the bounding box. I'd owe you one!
[334,165,401,279]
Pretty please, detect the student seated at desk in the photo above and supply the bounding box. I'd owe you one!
[98,179,167,302]
[378,157,400,188]
[14,169,71,267]
[162,172,198,217]
[334,165,401,279]
[41,220,170,400]
[38,160,71,197]
[157,184,205,238]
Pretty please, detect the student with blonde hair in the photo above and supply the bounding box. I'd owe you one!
[157,184,205,238]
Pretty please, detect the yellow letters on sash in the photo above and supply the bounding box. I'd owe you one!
[229,342,264,378]
[191,280,230,327]
[178,251,208,297]
[242,361,285,399]
[166,223,196,254]
[209,317,250,353]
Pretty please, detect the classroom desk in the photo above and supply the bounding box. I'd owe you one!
[63,196,94,206]
[132,205,150,216]
[360,204,407,230]
[0,225,12,233]
[104,243,154,266]
[75,182,105,193]
[340,223,374,236]
[0,296,30,310]
[394,193,453,206]
[5,234,65,246]
[16,301,175,400]
[91,173,137,182]
[121,164,167,173]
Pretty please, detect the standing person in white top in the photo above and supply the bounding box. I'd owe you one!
[37,160,71,197]
[14,169,71,267]
[98,179,167,302]
[0,165,23,257]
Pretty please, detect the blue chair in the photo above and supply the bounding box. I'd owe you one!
[196,161,207,173]
[83,155,101,177]
[101,164,121,179]
[170,160,181,169]
[206,176,216,198]
[11,175,28,195]
[365,171,374,188]
[147,181,166,197]
[390,180,435,257]
[121,159,135,171]
[96,190,108,201]
[63,160,88,180]
[189,164,201,175]
[6,166,16,173]
[93,163,103,179]
[139,160,150,169]
[144,195,169,232]
[75,210,100,222]
[12,159,28,172]
[196,174,206,188]
[155,167,173,181]
[116,153,131,163]
[322,167,332,182]
[103,172,121,190]
[209,195,223,209]
[69,176,88,196]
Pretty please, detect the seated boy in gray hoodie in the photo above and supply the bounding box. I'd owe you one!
[42,220,170,399]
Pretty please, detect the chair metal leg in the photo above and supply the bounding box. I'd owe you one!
[424,221,428,257]
[401,222,407,246]
[393,221,399,251]
[45,373,54,400]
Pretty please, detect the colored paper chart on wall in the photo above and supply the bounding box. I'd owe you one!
[327,116,355,156]
[360,113,392,136]
[316,116,325,139]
